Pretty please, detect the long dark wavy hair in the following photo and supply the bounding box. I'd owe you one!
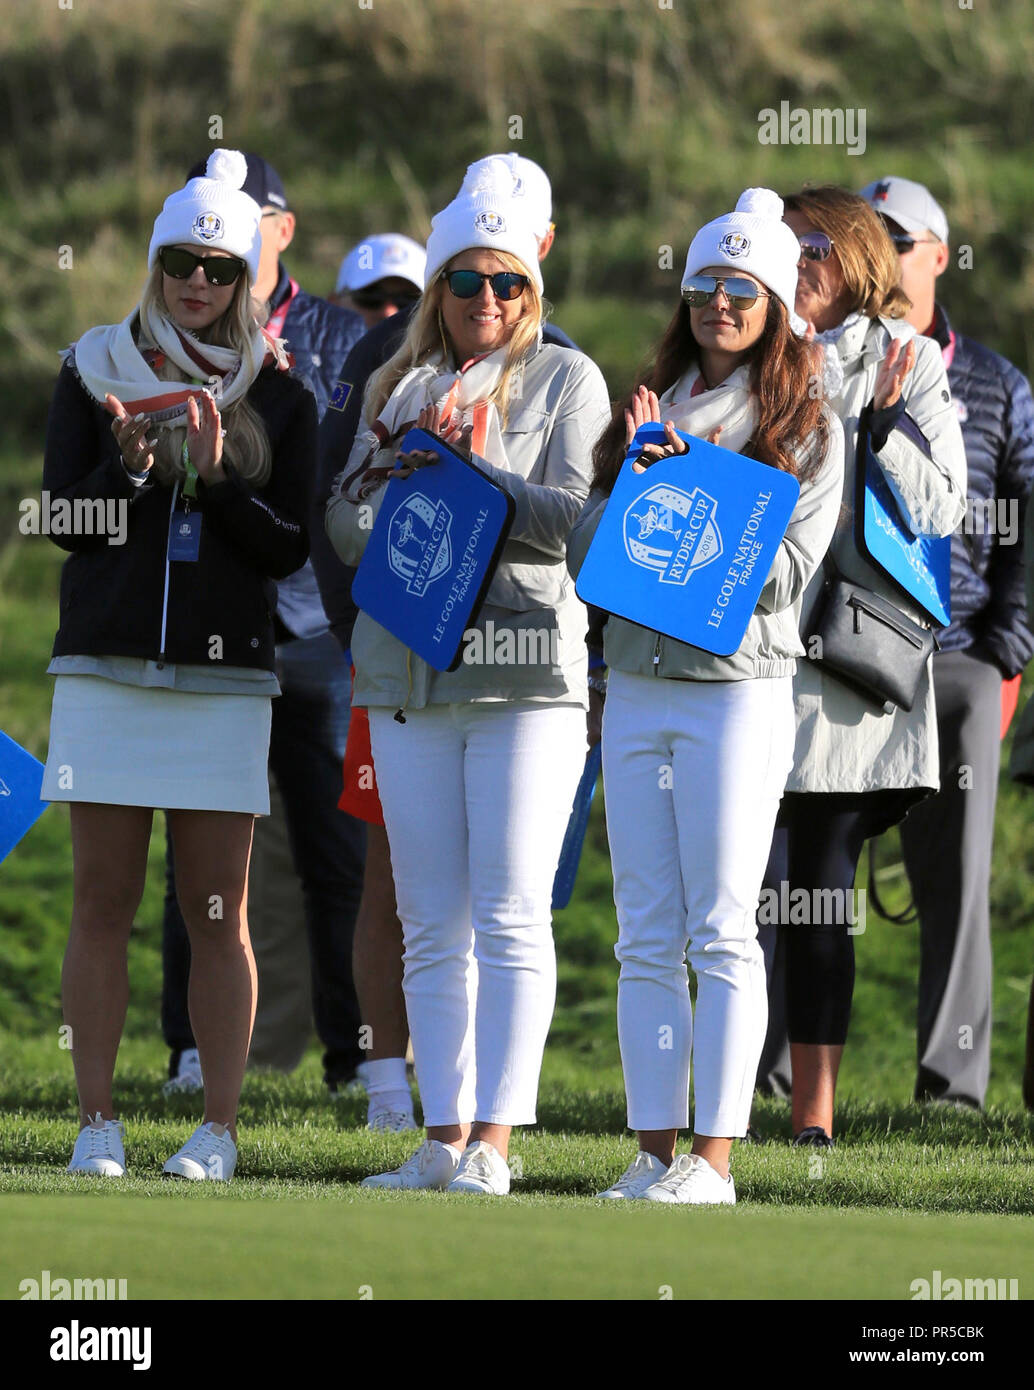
[591,294,829,496]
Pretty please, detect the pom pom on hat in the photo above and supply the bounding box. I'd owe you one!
[682,185,801,316]
[461,153,553,238]
[148,147,263,284]
[204,148,249,187]
[734,187,785,220]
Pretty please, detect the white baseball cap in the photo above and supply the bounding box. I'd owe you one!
[858,176,949,244]
[335,234,427,295]
[460,153,553,240]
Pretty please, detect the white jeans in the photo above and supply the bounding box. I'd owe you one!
[368,701,585,1127]
[602,670,795,1136]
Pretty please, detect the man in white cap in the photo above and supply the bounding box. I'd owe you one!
[859,175,1034,1109]
[308,153,580,1130]
[331,233,426,330]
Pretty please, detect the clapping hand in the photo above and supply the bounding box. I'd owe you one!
[391,403,473,479]
[625,384,720,472]
[106,394,156,475]
[873,338,917,412]
[185,390,226,483]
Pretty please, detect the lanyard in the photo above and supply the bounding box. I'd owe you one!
[266,277,300,341]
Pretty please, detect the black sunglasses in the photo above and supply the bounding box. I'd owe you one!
[350,288,422,310]
[887,232,940,255]
[681,275,771,310]
[442,269,529,301]
[158,246,246,286]
[797,232,835,263]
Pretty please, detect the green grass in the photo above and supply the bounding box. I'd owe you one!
[5,1191,1033,1302]
[1,1038,1033,1300]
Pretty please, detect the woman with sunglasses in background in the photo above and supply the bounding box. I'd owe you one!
[326,161,610,1195]
[42,150,316,1181]
[757,186,967,1145]
[567,190,844,1204]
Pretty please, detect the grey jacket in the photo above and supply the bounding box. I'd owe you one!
[566,406,845,681]
[787,316,968,794]
[325,343,613,710]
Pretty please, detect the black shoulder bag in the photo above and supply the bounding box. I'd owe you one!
[804,406,937,713]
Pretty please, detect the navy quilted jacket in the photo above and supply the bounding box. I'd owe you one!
[274,264,365,418]
[932,305,1034,676]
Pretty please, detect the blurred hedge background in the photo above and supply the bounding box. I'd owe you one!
[2,0,1034,1103]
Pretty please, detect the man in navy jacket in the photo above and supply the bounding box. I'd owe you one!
[861,177,1034,1108]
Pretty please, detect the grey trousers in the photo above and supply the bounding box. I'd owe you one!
[900,647,1002,1108]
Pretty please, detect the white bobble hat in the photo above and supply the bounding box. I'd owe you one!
[461,153,553,239]
[683,187,801,316]
[424,157,543,292]
[148,148,263,284]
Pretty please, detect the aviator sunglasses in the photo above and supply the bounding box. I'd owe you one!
[797,231,835,263]
[681,275,771,310]
[442,269,529,301]
[158,246,247,286]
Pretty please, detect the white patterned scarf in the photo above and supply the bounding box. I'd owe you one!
[66,297,290,426]
[655,364,759,453]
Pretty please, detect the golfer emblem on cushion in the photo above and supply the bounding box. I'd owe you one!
[624,484,723,584]
[387,493,453,596]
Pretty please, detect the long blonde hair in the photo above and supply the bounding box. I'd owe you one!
[366,250,543,427]
[138,263,273,487]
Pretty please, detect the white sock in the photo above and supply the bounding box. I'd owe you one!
[358,1057,409,1094]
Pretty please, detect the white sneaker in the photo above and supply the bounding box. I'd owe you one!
[598,1150,668,1199]
[162,1047,203,1096]
[446,1141,511,1195]
[67,1115,126,1177]
[367,1103,419,1132]
[641,1152,736,1205]
[163,1122,237,1181]
[361,1139,461,1190]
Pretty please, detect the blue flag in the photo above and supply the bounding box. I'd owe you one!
[575,424,800,657]
[856,425,951,626]
[351,429,515,672]
[0,731,48,863]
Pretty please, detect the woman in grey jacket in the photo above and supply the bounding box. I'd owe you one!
[326,161,611,1195]
[567,190,844,1205]
[769,187,967,1145]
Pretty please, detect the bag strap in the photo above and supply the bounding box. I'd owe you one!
[866,837,918,924]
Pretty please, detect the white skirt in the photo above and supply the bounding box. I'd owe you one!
[41,675,272,814]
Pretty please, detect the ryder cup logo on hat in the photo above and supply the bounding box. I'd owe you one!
[718,231,750,258]
[192,211,224,242]
[475,210,507,235]
[624,484,723,584]
[387,493,454,596]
